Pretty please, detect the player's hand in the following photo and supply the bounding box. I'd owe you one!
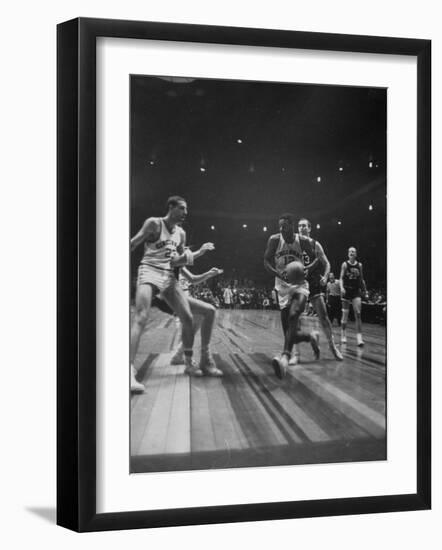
[320,275,327,286]
[169,251,179,265]
[199,242,215,254]
[341,288,346,297]
[209,267,223,276]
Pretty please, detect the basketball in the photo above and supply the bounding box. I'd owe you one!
[285,261,305,285]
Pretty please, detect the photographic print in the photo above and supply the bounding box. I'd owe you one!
[129,75,387,474]
[56,18,430,530]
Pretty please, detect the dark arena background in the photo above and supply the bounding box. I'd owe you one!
[129,75,387,473]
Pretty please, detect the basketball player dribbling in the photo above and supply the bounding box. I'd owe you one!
[297,218,343,361]
[340,246,368,346]
[264,213,320,379]
[130,195,215,392]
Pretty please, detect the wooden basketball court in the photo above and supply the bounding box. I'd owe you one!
[130,309,386,473]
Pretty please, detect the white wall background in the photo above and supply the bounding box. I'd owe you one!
[0,0,439,548]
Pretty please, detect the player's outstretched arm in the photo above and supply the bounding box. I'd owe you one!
[193,242,215,260]
[130,218,160,251]
[181,267,223,285]
[170,239,215,268]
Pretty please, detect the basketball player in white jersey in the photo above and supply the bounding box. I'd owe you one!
[340,246,368,346]
[297,218,343,361]
[130,196,215,391]
[264,213,320,379]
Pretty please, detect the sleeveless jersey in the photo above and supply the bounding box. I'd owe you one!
[274,233,304,276]
[140,218,182,272]
[299,236,320,278]
[343,260,362,290]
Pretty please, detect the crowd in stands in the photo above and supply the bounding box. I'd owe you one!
[189,277,278,310]
[188,275,386,324]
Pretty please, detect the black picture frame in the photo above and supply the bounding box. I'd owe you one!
[57,17,431,532]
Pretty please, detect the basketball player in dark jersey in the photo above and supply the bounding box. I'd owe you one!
[340,246,368,346]
[297,218,343,361]
[264,213,320,379]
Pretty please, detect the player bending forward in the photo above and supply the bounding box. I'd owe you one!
[165,266,224,376]
[130,195,214,392]
[264,213,320,379]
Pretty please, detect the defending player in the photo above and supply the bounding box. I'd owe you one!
[297,218,343,360]
[130,195,214,392]
[264,213,320,379]
[339,246,368,346]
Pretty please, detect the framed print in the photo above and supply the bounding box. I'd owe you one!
[57,17,431,532]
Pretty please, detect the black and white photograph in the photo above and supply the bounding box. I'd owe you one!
[129,75,387,474]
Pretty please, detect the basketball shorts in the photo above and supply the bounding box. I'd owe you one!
[342,287,362,302]
[137,263,175,295]
[275,279,310,310]
[307,273,325,299]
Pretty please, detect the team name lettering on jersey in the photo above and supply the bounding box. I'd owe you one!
[155,239,176,250]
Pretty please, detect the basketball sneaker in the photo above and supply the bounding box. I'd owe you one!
[184,357,203,377]
[357,333,365,347]
[272,354,289,379]
[329,342,343,361]
[171,348,184,365]
[288,353,299,366]
[310,331,320,360]
[130,365,145,393]
[200,353,223,377]
[289,345,300,365]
